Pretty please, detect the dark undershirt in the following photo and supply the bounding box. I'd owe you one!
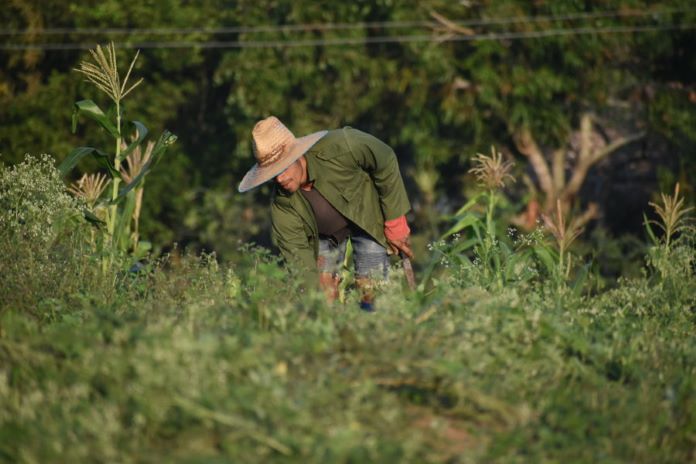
[300,187,351,243]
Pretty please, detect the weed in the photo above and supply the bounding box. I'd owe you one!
[0,155,108,317]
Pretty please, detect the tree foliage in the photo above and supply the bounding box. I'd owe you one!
[1,0,694,254]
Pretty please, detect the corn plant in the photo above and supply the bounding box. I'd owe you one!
[644,183,695,282]
[119,136,155,254]
[461,146,515,288]
[67,172,111,210]
[541,199,585,282]
[67,172,111,249]
[645,183,693,251]
[427,146,593,294]
[468,146,516,239]
[423,147,521,290]
[60,42,177,269]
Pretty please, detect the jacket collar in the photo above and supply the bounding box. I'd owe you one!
[305,151,318,185]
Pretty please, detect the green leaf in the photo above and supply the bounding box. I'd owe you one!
[498,240,512,256]
[534,246,558,276]
[134,240,152,259]
[72,100,119,138]
[452,237,479,254]
[503,250,528,281]
[416,256,441,293]
[120,120,149,161]
[453,192,483,216]
[59,146,121,179]
[571,262,591,297]
[83,209,105,227]
[643,213,658,245]
[441,213,482,239]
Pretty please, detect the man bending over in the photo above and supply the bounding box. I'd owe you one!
[238,116,413,311]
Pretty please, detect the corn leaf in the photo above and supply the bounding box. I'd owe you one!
[59,146,121,179]
[570,262,592,297]
[119,120,149,161]
[83,209,106,227]
[643,213,658,245]
[113,130,177,202]
[453,192,483,216]
[534,246,558,276]
[452,237,479,253]
[441,213,481,239]
[72,100,119,138]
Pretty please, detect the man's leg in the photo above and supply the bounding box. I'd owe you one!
[350,232,389,311]
[317,237,347,304]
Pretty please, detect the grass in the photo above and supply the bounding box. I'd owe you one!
[0,157,695,463]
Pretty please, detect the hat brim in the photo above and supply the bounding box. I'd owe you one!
[238,130,328,193]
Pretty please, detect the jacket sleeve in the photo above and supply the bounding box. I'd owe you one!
[344,128,411,221]
[270,201,317,274]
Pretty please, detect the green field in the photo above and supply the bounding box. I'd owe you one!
[2,3,696,459]
[1,157,694,463]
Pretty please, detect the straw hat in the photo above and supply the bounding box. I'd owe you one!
[238,116,328,192]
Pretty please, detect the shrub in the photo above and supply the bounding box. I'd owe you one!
[0,155,106,318]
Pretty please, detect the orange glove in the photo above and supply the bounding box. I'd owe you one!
[384,215,414,259]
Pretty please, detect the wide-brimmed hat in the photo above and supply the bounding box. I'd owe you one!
[238,116,328,192]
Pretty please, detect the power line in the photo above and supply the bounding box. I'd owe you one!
[1,23,693,51]
[0,8,689,36]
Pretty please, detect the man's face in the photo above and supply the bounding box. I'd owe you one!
[275,158,306,193]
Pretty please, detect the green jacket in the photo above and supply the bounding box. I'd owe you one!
[270,127,411,271]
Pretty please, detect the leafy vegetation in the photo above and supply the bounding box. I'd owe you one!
[1,2,695,461]
[1,156,694,462]
[2,0,695,250]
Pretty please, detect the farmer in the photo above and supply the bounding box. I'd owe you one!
[238,116,413,310]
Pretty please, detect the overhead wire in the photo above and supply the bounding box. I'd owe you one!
[0,8,687,36]
[1,8,693,51]
[1,23,693,51]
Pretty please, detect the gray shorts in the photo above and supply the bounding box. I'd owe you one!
[317,230,388,279]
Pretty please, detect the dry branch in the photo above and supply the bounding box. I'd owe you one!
[513,128,555,206]
[429,10,475,36]
[562,128,645,202]
[514,114,644,230]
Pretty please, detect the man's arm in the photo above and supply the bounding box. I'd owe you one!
[343,128,413,257]
[343,128,411,221]
[270,202,317,273]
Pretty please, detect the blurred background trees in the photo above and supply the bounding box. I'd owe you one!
[1,0,694,264]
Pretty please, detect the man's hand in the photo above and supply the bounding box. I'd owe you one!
[387,236,414,259]
[384,215,414,259]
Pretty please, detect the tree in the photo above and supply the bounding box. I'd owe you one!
[2,0,693,253]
